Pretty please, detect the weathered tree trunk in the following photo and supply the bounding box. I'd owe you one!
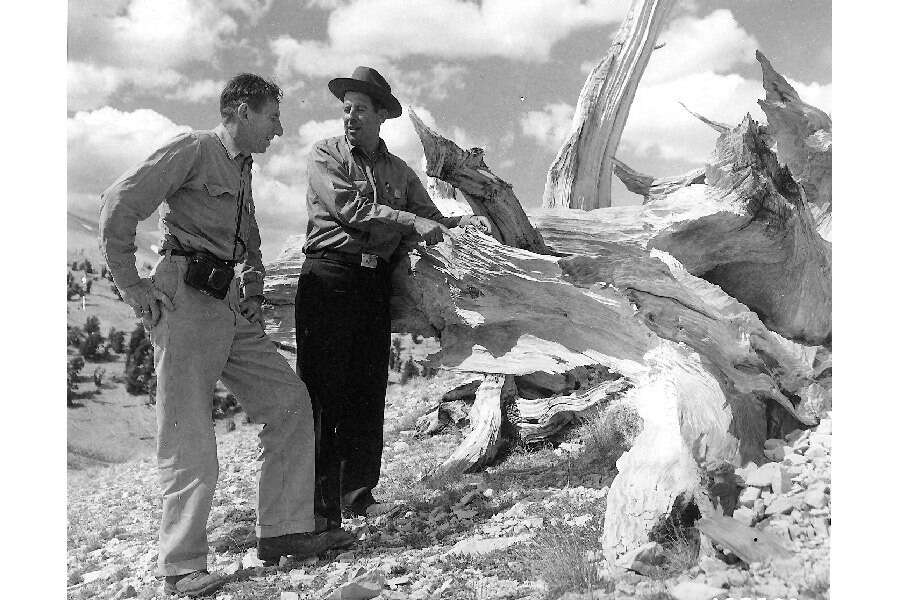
[408,109,550,254]
[261,40,831,567]
[542,0,676,210]
[756,51,832,240]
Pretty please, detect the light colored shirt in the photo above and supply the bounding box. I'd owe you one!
[304,135,462,261]
[99,124,264,297]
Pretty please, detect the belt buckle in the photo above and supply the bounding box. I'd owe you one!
[360,253,378,269]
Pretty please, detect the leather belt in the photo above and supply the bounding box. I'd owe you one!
[305,250,385,269]
[161,248,237,267]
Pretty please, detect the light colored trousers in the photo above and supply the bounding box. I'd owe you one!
[149,254,315,576]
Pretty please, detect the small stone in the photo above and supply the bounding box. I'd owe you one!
[698,556,727,574]
[785,429,810,445]
[281,593,300,600]
[482,488,495,498]
[704,572,729,589]
[804,488,828,509]
[805,444,828,459]
[809,432,832,448]
[738,486,760,506]
[765,495,797,516]
[669,580,726,600]
[732,507,754,526]
[621,541,666,576]
[242,548,266,569]
[336,551,356,561]
[223,560,241,576]
[783,453,809,466]
[744,462,789,492]
[113,585,138,600]
[763,445,786,461]
[816,419,832,434]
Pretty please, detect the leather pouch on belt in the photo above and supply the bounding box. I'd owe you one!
[183,252,235,300]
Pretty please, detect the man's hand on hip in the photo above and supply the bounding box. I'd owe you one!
[413,217,450,245]
[460,215,493,235]
[122,279,175,327]
[240,295,265,327]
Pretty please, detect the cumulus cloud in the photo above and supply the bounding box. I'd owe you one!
[271,36,389,81]
[272,0,629,82]
[67,108,191,196]
[325,0,629,62]
[164,79,226,103]
[643,9,758,84]
[390,63,468,103]
[68,0,273,107]
[68,61,185,111]
[520,102,574,150]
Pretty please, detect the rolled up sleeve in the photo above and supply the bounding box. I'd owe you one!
[308,143,418,232]
[99,132,200,289]
[404,174,463,229]
[241,205,265,298]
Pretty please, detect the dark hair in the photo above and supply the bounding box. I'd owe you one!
[220,73,283,121]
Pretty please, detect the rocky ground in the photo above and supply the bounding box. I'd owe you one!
[67,354,831,600]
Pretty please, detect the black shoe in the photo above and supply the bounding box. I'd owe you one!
[163,570,225,597]
[257,529,356,565]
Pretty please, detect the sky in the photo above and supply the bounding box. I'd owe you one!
[66,0,832,262]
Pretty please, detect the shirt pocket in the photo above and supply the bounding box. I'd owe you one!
[204,182,237,200]
[389,185,407,209]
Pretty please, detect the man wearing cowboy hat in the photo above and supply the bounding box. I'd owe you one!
[99,73,354,597]
[297,66,492,527]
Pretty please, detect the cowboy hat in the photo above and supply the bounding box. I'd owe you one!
[328,66,402,119]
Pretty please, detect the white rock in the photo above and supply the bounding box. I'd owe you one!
[783,453,809,466]
[448,534,532,556]
[805,444,828,459]
[816,419,832,434]
[698,556,727,574]
[785,429,809,444]
[738,486,760,506]
[242,548,266,569]
[763,445,786,461]
[765,495,797,516]
[732,507,754,526]
[804,488,828,509]
[744,462,789,492]
[281,593,300,600]
[224,560,241,576]
[668,580,726,600]
[809,432,831,449]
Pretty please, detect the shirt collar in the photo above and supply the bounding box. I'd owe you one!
[214,123,245,162]
[344,136,389,161]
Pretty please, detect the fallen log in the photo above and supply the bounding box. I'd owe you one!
[533,114,831,346]
[542,0,676,210]
[696,512,794,565]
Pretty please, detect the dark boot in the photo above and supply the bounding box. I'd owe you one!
[257,529,356,565]
[163,570,225,597]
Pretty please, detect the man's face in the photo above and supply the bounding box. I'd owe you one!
[238,99,283,155]
[343,91,387,151]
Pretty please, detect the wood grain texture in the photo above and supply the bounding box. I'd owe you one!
[542,0,677,210]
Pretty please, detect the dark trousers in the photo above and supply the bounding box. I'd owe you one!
[294,256,391,523]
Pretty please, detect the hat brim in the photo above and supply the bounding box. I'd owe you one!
[328,78,403,119]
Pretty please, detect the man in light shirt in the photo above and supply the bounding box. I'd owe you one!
[99,73,353,597]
